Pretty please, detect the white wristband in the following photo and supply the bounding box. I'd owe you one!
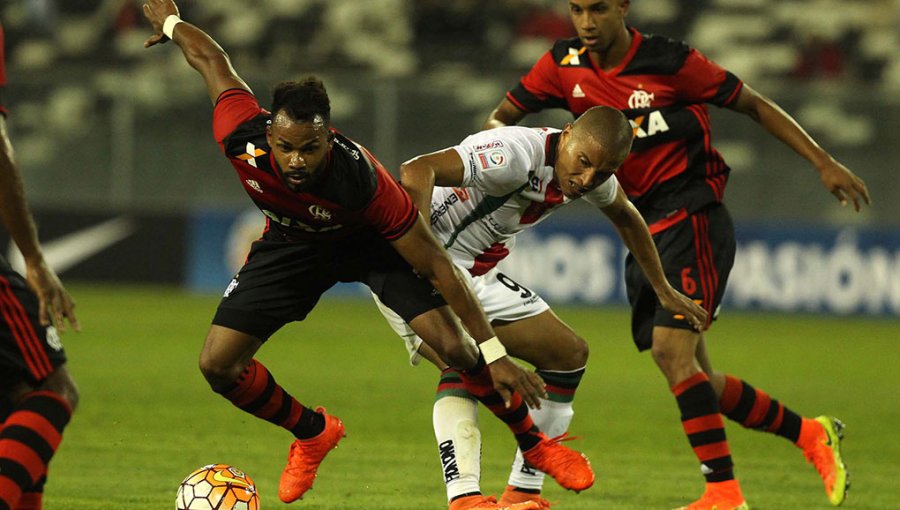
[479,336,507,364]
[162,15,183,39]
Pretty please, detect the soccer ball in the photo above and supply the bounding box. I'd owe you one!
[175,464,260,510]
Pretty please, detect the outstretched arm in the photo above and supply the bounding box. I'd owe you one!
[600,187,708,330]
[0,116,78,331]
[142,0,250,104]
[483,98,528,130]
[728,84,870,211]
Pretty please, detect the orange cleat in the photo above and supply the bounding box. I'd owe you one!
[521,433,594,492]
[673,480,748,510]
[499,485,552,508]
[800,416,850,506]
[449,494,540,510]
[278,407,345,503]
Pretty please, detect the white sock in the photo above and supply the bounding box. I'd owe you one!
[506,398,575,490]
[433,395,481,502]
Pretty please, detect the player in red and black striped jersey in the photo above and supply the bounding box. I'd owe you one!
[484,1,868,509]
[142,0,594,504]
[0,21,81,510]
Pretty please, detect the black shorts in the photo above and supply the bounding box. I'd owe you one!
[625,203,736,351]
[0,260,68,389]
[212,229,447,341]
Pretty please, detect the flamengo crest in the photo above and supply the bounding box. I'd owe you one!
[308,205,333,221]
[628,89,655,109]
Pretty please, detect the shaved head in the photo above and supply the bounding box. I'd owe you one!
[571,105,633,168]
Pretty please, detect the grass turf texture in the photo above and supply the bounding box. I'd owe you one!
[42,284,898,509]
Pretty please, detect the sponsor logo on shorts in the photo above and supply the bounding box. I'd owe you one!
[224,278,239,298]
[45,326,63,351]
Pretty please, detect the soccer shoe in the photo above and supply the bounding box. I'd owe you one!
[278,407,345,503]
[521,433,594,492]
[673,480,748,510]
[801,416,850,506]
[448,494,541,510]
[499,485,552,508]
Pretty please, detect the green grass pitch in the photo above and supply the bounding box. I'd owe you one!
[41,284,898,509]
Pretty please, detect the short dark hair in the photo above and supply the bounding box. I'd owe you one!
[271,76,331,125]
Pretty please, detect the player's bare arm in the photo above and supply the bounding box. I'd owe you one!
[142,0,250,104]
[600,186,708,330]
[729,84,871,211]
[483,98,528,130]
[0,116,78,331]
[399,149,466,214]
[391,216,547,408]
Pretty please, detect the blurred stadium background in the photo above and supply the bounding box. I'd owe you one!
[1,1,898,508]
[2,0,899,317]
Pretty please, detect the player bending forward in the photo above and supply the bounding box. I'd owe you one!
[142,0,595,504]
[376,106,708,509]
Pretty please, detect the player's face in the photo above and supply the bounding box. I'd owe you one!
[267,111,333,192]
[568,0,629,53]
[554,126,620,199]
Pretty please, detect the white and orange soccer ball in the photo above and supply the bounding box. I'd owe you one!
[175,464,260,510]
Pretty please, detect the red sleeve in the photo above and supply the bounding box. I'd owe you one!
[364,164,419,241]
[672,49,743,107]
[212,88,262,149]
[510,51,567,112]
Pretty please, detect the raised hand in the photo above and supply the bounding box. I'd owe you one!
[142,0,181,48]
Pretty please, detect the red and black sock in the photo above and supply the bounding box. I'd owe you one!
[220,359,324,440]
[0,392,70,510]
[719,374,802,443]
[458,356,541,452]
[673,372,734,483]
[13,490,41,510]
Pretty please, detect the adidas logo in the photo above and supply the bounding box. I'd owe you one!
[572,84,585,98]
[438,440,460,482]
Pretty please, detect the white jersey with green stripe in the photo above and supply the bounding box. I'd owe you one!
[429,126,618,276]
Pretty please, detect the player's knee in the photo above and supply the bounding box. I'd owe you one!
[650,343,695,384]
[198,352,243,392]
[531,334,589,370]
[38,368,80,411]
[566,335,589,368]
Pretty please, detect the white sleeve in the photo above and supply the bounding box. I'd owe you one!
[582,174,620,208]
[451,129,538,196]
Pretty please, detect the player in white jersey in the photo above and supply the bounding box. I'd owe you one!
[376,106,708,510]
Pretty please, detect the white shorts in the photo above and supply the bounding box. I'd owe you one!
[374,267,549,366]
